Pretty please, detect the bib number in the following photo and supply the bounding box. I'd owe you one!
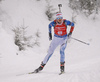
[58,31,62,35]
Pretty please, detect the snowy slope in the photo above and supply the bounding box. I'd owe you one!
[0,0,100,82]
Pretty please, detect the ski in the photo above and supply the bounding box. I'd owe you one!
[59,72,65,75]
[16,68,41,76]
[16,71,37,76]
[16,73,29,76]
[28,71,36,74]
[17,71,64,76]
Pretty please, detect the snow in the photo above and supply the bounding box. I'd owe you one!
[0,0,100,82]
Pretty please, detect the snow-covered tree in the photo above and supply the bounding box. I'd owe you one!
[45,0,56,21]
[69,0,100,16]
[12,25,40,51]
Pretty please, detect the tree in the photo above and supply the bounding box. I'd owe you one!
[45,0,56,21]
[12,25,40,51]
[69,0,100,16]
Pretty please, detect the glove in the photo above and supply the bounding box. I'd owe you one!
[68,32,72,39]
[49,33,52,40]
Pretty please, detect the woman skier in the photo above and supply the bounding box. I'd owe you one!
[34,12,74,73]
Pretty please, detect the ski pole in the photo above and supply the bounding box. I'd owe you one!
[70,37,90,45]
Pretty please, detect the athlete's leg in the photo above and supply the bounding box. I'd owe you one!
[43,37,61,64]
[60,37,68,63]
[59,38,67,72]
[60,42,67,63]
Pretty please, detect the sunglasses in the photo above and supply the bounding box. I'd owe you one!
[56,17,63,20]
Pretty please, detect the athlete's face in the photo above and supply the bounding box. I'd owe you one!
[56,17,63,24]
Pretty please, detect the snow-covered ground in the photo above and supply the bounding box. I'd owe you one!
[0,0,100,82]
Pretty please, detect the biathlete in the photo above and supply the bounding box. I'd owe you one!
[34,12,74,73]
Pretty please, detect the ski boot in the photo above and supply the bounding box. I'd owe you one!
[34,62,45,73]
[60,62,65,73]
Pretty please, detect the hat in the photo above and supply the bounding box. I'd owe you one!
[56,13,63,18]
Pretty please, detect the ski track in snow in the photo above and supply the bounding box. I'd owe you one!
[0,50,100,82]
[1,70,100,82]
